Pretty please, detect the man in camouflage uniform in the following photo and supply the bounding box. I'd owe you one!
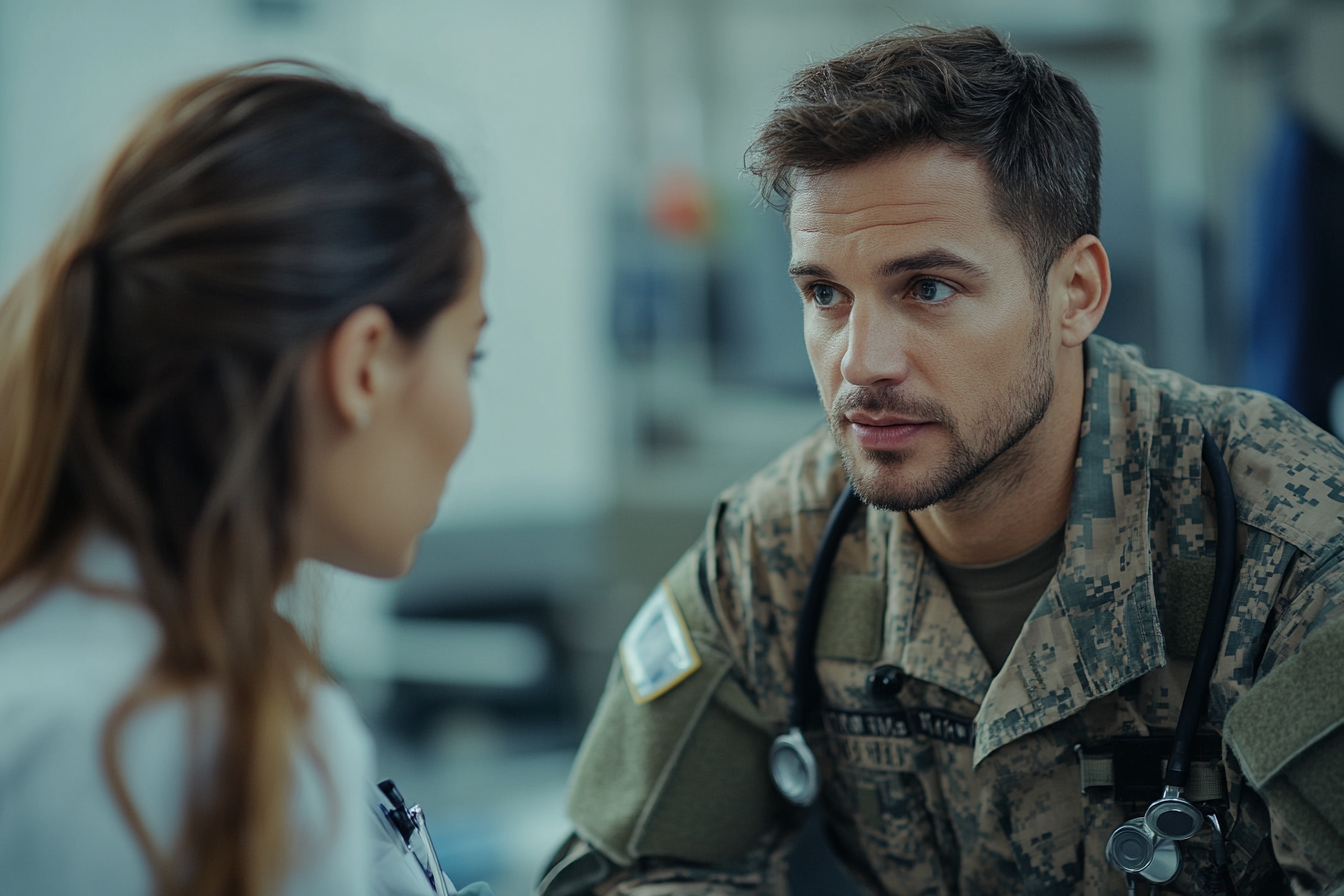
[539,26,1344,896]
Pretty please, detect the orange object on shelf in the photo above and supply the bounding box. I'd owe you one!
[648,167,712,240]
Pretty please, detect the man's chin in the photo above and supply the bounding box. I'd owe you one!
[831,424,963,511]
[841,452,941,514]
[851,475,943,514]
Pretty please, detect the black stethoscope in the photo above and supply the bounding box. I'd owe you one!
[769,429,1238,890]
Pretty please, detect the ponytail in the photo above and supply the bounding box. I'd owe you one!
[0,222,99,588]
[0,64,473,896]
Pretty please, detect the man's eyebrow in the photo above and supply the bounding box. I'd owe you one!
[789,250,990,282]
[788,262,831,279]
[877,250,989,279]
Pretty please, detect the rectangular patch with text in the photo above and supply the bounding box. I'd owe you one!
[619,582,702,704]
[824,707,975,746]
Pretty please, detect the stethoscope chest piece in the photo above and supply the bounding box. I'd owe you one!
[1107,817,1182,885]
[1100,428,1237,889]
[1145,788,1205,840]
[771,483,864,810]
[770,727,820,807]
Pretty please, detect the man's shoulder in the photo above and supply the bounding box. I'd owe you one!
[717,425,846,530]
[1216,389,1344,561]
[1104,339,1344,561]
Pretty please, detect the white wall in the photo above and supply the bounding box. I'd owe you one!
[351,0,619,527]
[0,0,618,528]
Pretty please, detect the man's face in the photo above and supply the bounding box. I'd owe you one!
[790,145,1057,512]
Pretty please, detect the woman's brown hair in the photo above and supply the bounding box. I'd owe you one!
[0,63,473,896]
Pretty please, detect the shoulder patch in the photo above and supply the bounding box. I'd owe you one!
[620,582,702,704]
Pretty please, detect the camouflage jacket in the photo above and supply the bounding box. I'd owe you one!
[554,337,1344,896]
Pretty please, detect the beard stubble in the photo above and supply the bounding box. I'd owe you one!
[827,308,1056,513]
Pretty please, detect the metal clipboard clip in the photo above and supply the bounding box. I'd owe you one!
[375,778,455,894]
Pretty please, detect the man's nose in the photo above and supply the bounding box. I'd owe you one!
[840,298,910,387]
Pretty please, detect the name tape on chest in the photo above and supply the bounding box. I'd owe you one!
[825,707,975,746]
[620,582,702,704]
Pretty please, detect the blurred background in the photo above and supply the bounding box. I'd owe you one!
[4,0,1342,892]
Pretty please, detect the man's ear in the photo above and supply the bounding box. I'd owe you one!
[320,304,400,431]
[1054,235,1111,348]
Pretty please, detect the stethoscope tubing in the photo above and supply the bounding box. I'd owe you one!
[777,428,1242,886]
[784,428,1238,793]
[787,482,865,733]
[1164,428,1238,790]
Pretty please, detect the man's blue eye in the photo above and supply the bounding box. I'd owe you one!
[813,284,839,306]
[914,279,955,303]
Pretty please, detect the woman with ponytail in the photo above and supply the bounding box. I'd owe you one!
[0,65,494,896]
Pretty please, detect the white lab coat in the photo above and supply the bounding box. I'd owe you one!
[0,535,384,896]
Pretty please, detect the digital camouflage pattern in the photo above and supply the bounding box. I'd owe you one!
[557,336,1344,896]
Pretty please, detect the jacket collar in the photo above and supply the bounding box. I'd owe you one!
[884,337,1210,765]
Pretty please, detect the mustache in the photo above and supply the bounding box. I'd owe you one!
[831,386,950,425]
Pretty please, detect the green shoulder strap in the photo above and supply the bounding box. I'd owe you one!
[566,545,786,867]
[1225,614,1344,877]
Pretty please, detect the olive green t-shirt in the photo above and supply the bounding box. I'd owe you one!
[933,527,1065,674]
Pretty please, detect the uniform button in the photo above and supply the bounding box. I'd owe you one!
[867,665,905,701]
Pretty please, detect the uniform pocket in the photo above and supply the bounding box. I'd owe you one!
[822,707,959,895]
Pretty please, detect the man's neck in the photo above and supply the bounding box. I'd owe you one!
[908,349,1085,566]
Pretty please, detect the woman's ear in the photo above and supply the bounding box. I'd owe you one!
[1055,235,1111,348]
[320,304,400,431]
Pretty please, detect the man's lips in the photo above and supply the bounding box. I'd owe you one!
[845,413,932,451]
[846,411,927,427]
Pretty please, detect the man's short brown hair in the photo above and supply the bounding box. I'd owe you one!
[748,25,1101,283]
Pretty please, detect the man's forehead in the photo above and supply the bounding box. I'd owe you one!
[789,146,994,234]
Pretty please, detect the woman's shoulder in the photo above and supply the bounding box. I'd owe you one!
[285,682,378,896]
[0,554,375,768]
[0,572,159,728]
[0,562,168,895]
[0,540,377,896]
[0,535,162,755]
